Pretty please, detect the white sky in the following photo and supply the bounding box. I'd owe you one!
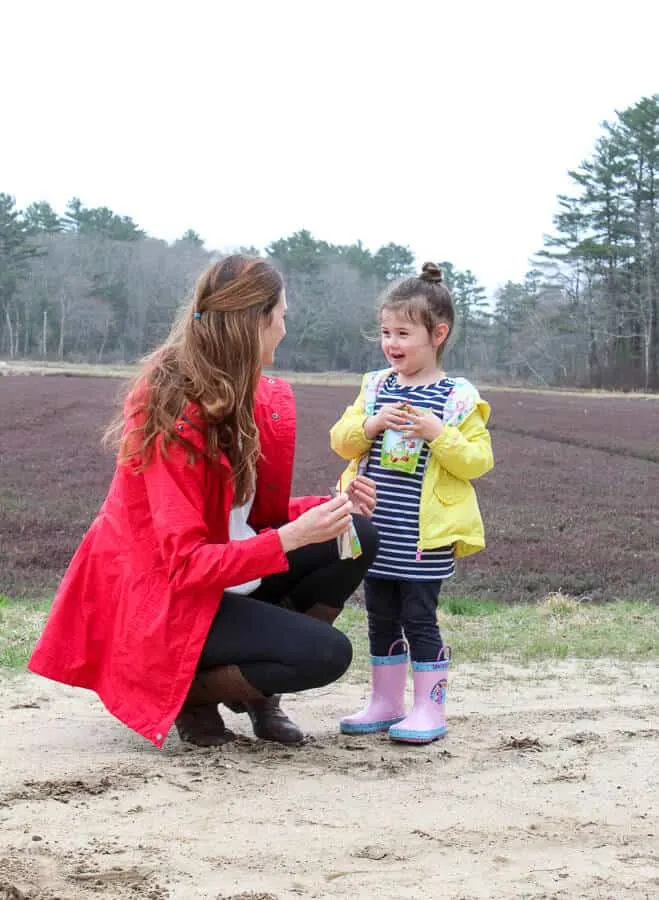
[2,0,657,295]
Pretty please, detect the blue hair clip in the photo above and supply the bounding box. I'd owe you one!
[193,311,202,319]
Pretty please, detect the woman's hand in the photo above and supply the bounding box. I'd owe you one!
[346,475,377,518]
[278,493,353,553]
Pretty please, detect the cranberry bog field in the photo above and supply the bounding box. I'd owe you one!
[1,372,658,900]
[1,373,657,604]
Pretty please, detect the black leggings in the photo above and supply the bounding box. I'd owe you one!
[365,576,444,661]
[198,515,378,695]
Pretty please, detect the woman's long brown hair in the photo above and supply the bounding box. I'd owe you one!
[105,255,284,505]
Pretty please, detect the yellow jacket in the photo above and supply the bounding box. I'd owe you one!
[329,370,494,558]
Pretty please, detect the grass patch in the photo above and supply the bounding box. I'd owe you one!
[4,360,658,397]
[0,595,49,670]
[0,360,363,387]
[2,593,656,677]
[438,596,499,617]
[337,594,659,677]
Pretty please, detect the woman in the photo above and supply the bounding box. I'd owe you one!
[28,255,378,748]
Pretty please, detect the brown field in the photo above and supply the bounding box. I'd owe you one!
[1,375,657,603]
[1,374,658,900]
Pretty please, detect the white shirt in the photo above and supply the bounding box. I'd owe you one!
[225,494,262,595]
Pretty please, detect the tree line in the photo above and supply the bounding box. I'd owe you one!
[1,94,657,389]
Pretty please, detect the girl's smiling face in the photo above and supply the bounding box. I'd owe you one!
[380,306,449,381]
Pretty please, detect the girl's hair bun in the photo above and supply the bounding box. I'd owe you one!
[420,262,443,284]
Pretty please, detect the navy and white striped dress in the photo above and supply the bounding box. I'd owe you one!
[365,373,455,582]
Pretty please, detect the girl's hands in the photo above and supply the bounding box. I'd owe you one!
[279,493,353,553]
[365,403,444,444]
[364,404,410,439]
[401,407,444,442]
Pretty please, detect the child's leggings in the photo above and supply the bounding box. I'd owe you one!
[364,576,444,661]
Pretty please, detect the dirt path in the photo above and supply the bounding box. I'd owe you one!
[1,662,657,900]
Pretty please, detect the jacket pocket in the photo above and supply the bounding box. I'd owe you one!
[433,469,470,505]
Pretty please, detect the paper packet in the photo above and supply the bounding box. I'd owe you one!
[331,485,363,560]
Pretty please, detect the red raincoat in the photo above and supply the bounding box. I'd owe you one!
[28,375,325,747]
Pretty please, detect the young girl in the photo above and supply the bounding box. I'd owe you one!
[330,262,493,744]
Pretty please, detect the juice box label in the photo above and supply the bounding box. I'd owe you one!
[380,429,423,474]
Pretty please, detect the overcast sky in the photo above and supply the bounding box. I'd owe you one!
[2,0,657,295]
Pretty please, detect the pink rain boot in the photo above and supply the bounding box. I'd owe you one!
[388,647,451,744]
[340,640,409,735]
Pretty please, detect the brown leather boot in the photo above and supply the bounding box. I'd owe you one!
[245,695,304,745]
[175,703,235,747]
[236,604,340,744]
[305,603,340,624]
[175,664,265,747]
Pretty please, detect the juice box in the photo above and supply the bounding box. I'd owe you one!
[380,403,424,474]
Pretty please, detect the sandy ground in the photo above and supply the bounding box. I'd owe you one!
[1,662,657,900]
